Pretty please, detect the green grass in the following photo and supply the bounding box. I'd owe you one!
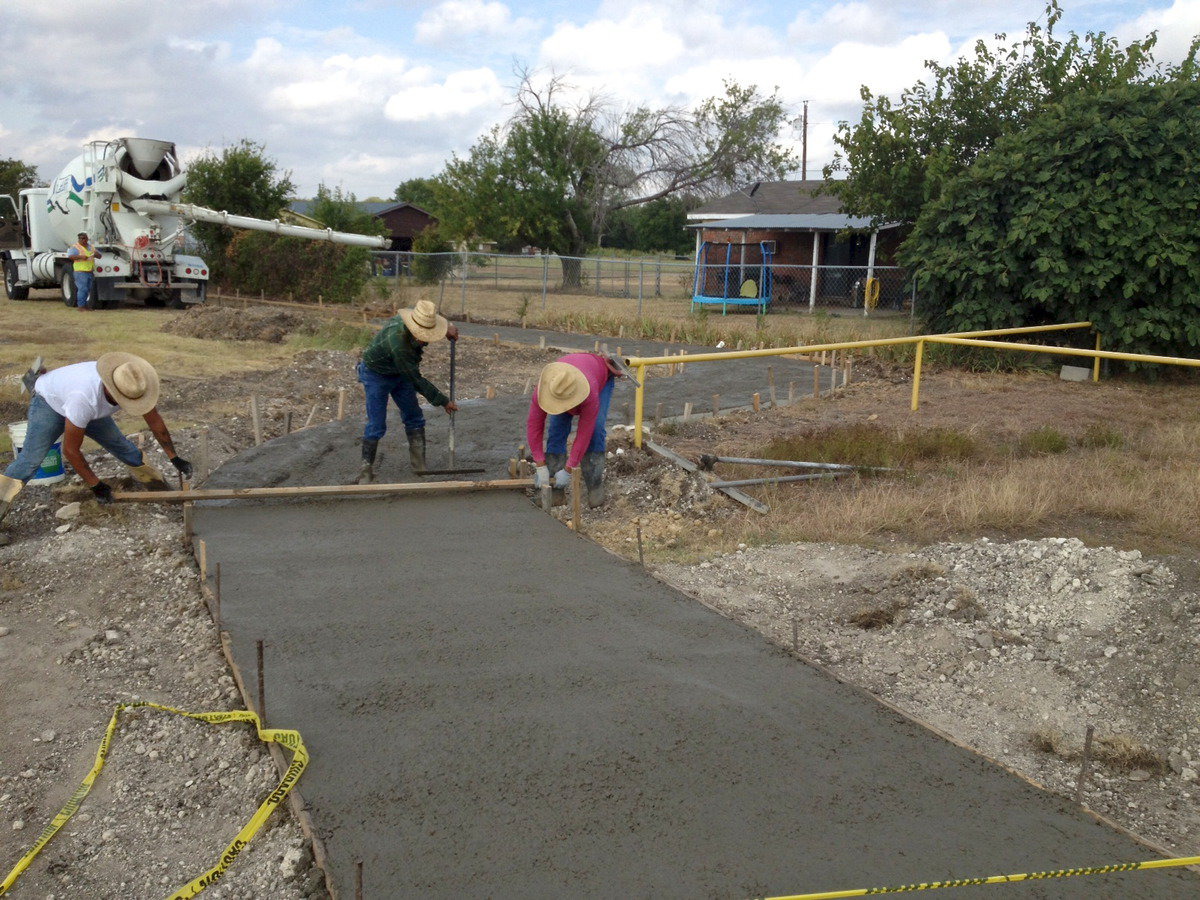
[1018,426,1071,455]
[761,424,980,468]
[289,321,376,351]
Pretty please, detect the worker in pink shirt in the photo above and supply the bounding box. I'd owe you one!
[527,353,620,507]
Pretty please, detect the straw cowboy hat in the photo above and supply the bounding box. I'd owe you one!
[537,362,590,415]
[97,352,160,416]
[399,300,449,343]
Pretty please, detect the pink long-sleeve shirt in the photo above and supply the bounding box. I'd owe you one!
[527,353,611,469]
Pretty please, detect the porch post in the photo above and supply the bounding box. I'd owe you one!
[864,229,878,318]
[809,231,820,311]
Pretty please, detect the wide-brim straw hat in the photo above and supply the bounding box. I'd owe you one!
[400,299,448,343]
[537,362,589,415]
[97,352,160,416]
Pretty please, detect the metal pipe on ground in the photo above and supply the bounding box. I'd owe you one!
[710,472,846,488]
[700,455,900,473]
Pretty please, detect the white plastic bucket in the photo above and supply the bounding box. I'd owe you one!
[8,420,67,486]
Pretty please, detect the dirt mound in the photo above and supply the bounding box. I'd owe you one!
[162,306,308,343]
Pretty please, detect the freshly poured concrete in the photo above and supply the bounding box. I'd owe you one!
[194,330,1197,896]
[197,492,1195,898]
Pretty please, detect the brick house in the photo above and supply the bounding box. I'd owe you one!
[687,180,906,309]
[286,200,436,251]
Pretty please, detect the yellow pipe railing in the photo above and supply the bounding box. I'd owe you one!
[627,322,1097,446]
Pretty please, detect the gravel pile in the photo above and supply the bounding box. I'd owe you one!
[661,535,1200,857]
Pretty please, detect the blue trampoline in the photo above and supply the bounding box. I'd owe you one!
[691,240,774,314]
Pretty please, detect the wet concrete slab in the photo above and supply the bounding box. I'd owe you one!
[192,331,1198,896]
[197,446,1197,895]
[196,491,1196,898]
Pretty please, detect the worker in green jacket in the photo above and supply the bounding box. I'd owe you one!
[355,300,458,483]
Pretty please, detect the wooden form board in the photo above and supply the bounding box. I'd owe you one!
[115,479,531,504]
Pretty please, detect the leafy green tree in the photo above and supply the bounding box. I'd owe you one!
[309,183,387,236]
[392,177,441,215]
[0,158,39,198]
[605,196,698,256]
[901,79,1200,357]
[184,139,296,261]
[826,2,1197,226]
[434,73,794,286]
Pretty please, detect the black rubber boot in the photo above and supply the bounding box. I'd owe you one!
[407,429,427,473]
[355,439,378,484]
[545,452,568,507]
[581,451,606,508]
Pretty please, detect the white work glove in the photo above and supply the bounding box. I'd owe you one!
[534,465,550,489]
[553,469,571,490]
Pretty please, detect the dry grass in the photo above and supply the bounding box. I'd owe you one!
[1030,728,1167,773]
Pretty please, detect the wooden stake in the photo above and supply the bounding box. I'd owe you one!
[355,860,363,900]
[622,402,631,425]
[788,381,795,403]
[594,340,600,352]
[539,336,546,349]
[618,324,625,339]
[653,402,663,425]
[256,639,266,723]
[250,396,262,446]
[337,387,346,421]
[303,403,319,429]
[767,367,777,407]
[616,346,622,357]
[182,482,193,548]
[283,411,292,435]
[523,377,532,395]
[813,364,820,398]
[493,332,500,346]
[571,467,582,533]
[636,520,644,566]
[752,392,761,413]
[682,401,693,422]
[846,357,853,384]
[197,539,207,580]
[712,394,721,417]
[508,458,519,478]
[486,385,496,400]
[792,619,799,652]
[1075,724,1095,805]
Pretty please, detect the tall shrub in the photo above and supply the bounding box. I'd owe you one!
[902,79,1200,357]
[224,232,370,304]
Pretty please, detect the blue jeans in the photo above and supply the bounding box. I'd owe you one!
[358,362,424,441]
[4,395,144,483]
[74,271,94,308]
[546,375,614,456]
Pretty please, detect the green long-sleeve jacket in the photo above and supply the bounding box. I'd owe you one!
[360,317,449,407]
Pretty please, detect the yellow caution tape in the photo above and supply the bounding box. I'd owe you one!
[0,701,308,899]
[762,854,1200,899]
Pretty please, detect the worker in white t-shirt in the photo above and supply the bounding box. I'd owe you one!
[0,353,191,545]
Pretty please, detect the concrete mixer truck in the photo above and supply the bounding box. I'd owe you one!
[0,137,387,309]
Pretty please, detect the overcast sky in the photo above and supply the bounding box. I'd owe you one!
[1,1,1196,199]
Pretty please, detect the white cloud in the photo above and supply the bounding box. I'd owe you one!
[1120,0,1200,64]
[788,3,896,46]
[415,0,534,46]
[384,68,505,122]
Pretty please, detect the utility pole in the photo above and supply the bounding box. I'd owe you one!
[802,100,809,180]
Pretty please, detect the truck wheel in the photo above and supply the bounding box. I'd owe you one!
[60,269,78,307]
[4,261,29,300]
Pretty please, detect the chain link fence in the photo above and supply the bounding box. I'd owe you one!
[369,251,916,320]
